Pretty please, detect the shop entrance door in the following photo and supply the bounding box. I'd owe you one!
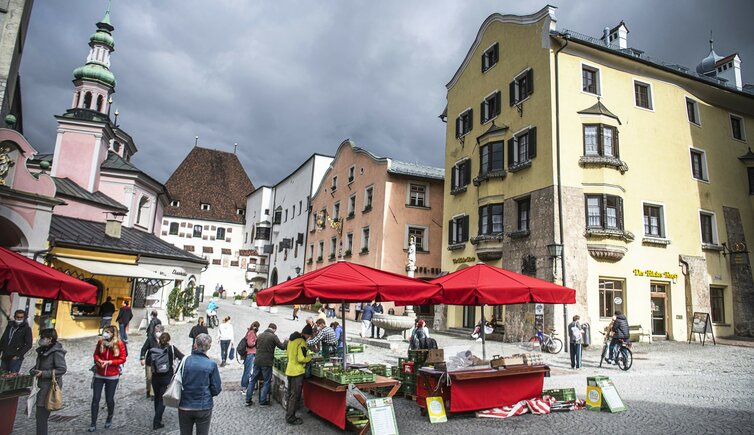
[650,283,668,338]
[463,306,476,329]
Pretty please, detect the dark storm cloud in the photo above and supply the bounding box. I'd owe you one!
[20,1,754,186]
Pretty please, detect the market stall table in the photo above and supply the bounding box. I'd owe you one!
[0,388,31,435]
[416,365,550,414]
[304,375,400,434]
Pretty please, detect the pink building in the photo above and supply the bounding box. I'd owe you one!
[306,140,444,321]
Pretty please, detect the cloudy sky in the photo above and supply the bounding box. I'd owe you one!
[20,1,754,187]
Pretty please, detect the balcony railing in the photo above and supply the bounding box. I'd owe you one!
[246,264,269,274]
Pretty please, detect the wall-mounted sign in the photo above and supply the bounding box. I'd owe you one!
[613,297,622,305]
[452,256,476,264]
[632,269,678,280]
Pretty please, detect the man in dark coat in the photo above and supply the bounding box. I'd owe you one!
[99,296,116,334]
[115,300,133,343]
[608,310,630,363]
[245,323,286,406]
[371,302,384,338]
[0,310,33,373]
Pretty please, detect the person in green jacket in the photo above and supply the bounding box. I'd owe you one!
[284,324,313,425]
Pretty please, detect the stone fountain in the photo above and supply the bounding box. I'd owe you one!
[371,313,415,341]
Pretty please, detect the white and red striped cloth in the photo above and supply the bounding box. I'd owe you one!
[476,395,585,419]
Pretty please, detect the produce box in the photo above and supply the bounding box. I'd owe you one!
[408,349,428,365]
[543,388,577,402]
[0,372,33,393]
[311,364,337,378]
[326,369,376,385]
[368,364,392,377]
[347,344,365,353]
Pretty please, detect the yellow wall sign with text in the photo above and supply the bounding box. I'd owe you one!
[426,397,447,423]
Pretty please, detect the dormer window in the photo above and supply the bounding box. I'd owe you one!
[200,203,211,211]
[237,208,245,216]
[170,200,180,207]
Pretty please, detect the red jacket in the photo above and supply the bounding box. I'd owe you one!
[93,340,127,377]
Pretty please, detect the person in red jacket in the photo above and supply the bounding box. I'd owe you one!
[88,325,127,432]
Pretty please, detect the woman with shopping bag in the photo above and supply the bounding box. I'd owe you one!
[31,328,67,435]
[147,332,184,430]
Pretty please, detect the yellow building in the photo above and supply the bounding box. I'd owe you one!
[440,6,754,341]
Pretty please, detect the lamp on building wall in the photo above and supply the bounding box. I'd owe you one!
[546,243,563,259]
[294,266,301,276]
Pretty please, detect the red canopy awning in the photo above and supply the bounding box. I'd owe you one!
[256,261,440,306]
[0,247,98,304]
[428,264,576,306]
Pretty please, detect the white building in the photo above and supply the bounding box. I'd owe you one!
[244,154,333,288]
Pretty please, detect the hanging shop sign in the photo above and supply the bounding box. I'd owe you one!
[452,256,477,264]
[632,269,678,280]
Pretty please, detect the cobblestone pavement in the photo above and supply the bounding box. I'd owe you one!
[11,299,754,434]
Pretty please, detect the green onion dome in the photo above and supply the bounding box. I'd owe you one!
[90,31,115,50]
[73,63,116,87]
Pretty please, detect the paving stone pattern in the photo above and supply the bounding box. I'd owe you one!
[12,299,754,434]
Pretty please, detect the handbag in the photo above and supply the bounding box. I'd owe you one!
[229,346,235,361]
[162,356,186,408]
[45,369,63,411]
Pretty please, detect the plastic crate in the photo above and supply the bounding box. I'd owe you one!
[347,344,365,353]
[543,388,577,402]
[312,364,337,378]
[326,370,376,385]
[0,373,32,393]
[368,364,392,377]
[408,349,428,365]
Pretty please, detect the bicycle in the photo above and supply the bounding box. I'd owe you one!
[599,331,633,371]
[529,328,563,354]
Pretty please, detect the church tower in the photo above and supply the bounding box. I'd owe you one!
[50,6,120,192]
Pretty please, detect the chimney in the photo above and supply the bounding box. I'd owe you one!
[603,27,610,46]
[717,54,743,91]
[603,21,629,49]
[105,218,122,238]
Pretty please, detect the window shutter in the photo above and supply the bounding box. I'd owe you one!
[451,165,457,189]
[526,69,534,96]
[462,216,470,242]
[528,127,537,159]
[617,196,624,230]
[495,92,501,117]
[448,220,454,243]
[455,117,461,138]
[468,108,473,127]
[601,194,607,229]
[614,128,620,158]
[464,160,471,184]
[480,101,486,124]
[508,138,515,167]
[509,81,516,106]
[478,207,484,236]
[493,44,499,63]
[584,195,590,227]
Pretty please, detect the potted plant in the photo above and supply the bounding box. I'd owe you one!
[317,256,323,263]
[360,247,369,254]
[166,287,182,323]
[344,249,352,257]
[234,294,243,305]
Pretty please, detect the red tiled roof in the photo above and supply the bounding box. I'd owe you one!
[164,147,254,224]
[714,53,738,68]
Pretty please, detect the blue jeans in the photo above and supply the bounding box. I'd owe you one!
[240,354,255,389]
[91,377,119,426]
[118,323,128,342]
[569,343,582,368]
[608,338,621,361]
[0,357,23,373]
[245,365,272,404]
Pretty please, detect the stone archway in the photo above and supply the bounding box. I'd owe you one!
[0,216,27,248]
[270,268,278,287]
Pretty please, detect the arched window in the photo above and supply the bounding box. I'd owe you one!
[136,196,149,226]
[96,95,104,112]
[73,92,80,108]
[83,92,92,109]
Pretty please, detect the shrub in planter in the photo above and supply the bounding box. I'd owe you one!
[234,294,243,300]
[167,287,182,320]
[213,291,220,298]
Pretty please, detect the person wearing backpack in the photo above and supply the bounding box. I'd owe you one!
[240,321,259,394]
[568,315,583,369]
[409,320,430,350]
[140,324,165,398]
[148,332,184,430]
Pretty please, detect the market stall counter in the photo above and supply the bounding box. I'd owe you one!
[0,388,31,435]
[416,365,550,414]
[304,375,400,434]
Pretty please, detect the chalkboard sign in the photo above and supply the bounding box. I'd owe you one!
[689,312,715,346]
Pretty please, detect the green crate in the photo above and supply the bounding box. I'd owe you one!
[312,364,337,378]
[0,373,32,393]
[368,364,392,377]
[408,350,428,365]
[347,344,365,353]
[543,388,576,402]
[326,370,376,385]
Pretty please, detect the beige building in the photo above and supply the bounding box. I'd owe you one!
[441,6,754,340]
[306,140,444,320]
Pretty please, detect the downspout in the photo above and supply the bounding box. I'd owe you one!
[268,187,277,288]
[554,34,569,352]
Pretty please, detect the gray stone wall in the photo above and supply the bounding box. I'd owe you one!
[679,254,711,339]
[723,206,754,337]
[557,186,591,324]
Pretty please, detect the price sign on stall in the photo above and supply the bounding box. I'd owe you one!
[367,397,399,435]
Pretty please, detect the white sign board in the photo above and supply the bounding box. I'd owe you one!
[535,303,544,315]
[367,397,399,435]
[613,297,623,306]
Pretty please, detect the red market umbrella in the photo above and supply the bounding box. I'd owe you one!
[256,261,440,369]
[428,264,576,359]
[0,247,98,304]
[428,264,576,306]
[256,261,440,306]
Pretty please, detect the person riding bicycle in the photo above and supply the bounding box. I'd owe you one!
[206,298,219,328]
[607,310,629,364]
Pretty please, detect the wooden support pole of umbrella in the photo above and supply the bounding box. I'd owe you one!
[481,304,486,361]
[341,299,348,370]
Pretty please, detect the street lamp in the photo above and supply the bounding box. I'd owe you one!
[547,242,568,352]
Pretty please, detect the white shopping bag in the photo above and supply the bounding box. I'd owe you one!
[26,376,39,418]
